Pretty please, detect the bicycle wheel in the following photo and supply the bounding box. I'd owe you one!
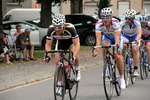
[114,64,121,96]
[54,65,66,100]
[144,53,149,77]
[69,65,79,100]
[140,52,144,80]
[103,61,113,100]
[124,55,130,87]
[130,57,135,84]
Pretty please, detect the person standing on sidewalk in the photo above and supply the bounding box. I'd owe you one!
[92,8,126,89]
[44,14,81,95]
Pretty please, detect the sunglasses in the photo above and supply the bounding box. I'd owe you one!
[125,18,133,21]
[17,28,21,30]
[102,16,110,19]
[54,26,63,29]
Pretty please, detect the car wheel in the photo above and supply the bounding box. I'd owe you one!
[85,34,96,46]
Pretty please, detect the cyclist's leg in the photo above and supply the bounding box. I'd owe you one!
[101,35,111,63]
[122,34,129,59]
[114,35,126,89]
[131,35,140,76]
[115,35,124,76]
[70,44,81,81]
[146,40,150,64]
[70,44,80,67]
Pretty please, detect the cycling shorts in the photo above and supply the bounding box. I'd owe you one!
[122,34,138,46]
[141,36,150,45]
[102,34,123,52]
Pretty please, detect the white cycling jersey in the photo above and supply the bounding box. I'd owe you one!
[141,21,150,37]
[95,18,121,39]
[120,19,141,36]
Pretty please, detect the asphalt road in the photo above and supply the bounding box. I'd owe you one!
[0,66,150,100]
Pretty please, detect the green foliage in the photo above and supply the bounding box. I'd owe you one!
[95,0,112,18]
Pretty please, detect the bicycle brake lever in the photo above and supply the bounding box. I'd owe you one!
[92,46,95,54]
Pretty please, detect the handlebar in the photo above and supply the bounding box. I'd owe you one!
[92,44,119,53]
[45,50,70,54]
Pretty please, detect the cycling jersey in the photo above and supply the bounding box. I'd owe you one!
[96,18,121,39]
[120,19,141,36]
[95,18,123,51]
[46,23,78,50]
[141,21,150,38]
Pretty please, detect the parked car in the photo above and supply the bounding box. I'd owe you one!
[65,14,98,46]
[3,21,48,47]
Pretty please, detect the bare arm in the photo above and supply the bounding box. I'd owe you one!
[136,28,142,41]
[92,32,101,57]
[114,31,121,45]
[72,37,80,58]
[45,39,53,57]
[2,38,7,45]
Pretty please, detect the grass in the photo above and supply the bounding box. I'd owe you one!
[0,45,91,66]
[34,45,92,59]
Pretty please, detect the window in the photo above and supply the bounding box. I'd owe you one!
[83,15,97,25]
[143,1,150,14]
[3,15,12,21]
[118,2,129,16]
[66,15,83,26]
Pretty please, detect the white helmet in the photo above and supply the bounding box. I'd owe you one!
[101,8,113,16]
[52,13,66,25]
[125,9,136,18]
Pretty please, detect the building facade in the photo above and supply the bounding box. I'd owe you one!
[2,0,150,17]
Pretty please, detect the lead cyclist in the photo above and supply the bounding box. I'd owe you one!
[92,8,126,89]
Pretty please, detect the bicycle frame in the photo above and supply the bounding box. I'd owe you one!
[93,44,121,100]
[46,49,78,100]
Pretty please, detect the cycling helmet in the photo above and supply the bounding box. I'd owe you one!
[52,13,66,25]
[139,14,148,22]
[101,8,113,16]
[125,9,136,18]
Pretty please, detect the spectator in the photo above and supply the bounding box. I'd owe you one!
[15,28,36,61]
[0,26,12,64]
[14,24,22,37]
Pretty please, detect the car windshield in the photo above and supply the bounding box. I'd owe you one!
[26,21,47,28]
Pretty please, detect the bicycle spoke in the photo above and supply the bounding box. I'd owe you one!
[54,66,65,100]
[103,62,113,100]
[69,66,78,100]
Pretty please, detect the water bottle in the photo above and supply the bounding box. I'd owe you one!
[65,65,70,73]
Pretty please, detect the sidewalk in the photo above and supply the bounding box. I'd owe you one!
[0,50,103,92]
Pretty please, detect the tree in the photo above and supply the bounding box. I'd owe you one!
[70,0,83,13]
[37,0,67,27]
[95,0,112,18]
[0,0,3,30]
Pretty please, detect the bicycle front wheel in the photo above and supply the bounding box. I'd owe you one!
[130,57,135,84]
[124,55,130,87]
[69,65,79,100]
[140,52,144,80]
[144,53,149,77]
[54,65,66,100]
[103,62,113,100]
[114,64,121,96]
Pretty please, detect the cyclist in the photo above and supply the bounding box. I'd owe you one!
[92,8,126,89]
[139,14,150,71]
[120,9,142,76]
[45,14,81,95]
